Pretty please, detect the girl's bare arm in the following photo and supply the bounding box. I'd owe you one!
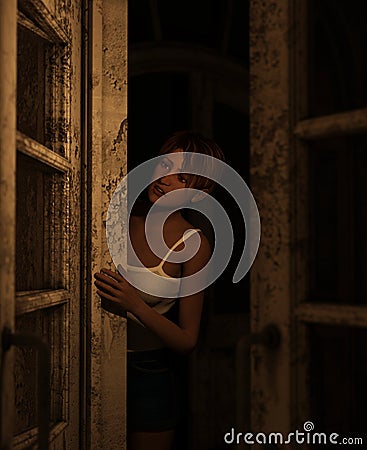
[93,233,211,354]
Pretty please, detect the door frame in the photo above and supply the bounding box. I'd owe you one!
[249,0,294,435]
[0,0,17,448]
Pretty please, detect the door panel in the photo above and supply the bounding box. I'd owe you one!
[308,136,367,305]
[295,0,367,441]
[307,0,367,117]
[14,303,68,441]
[16,153,65,291]
[250,0,367,445]
[13,1,81,448]
[309,324,367,433]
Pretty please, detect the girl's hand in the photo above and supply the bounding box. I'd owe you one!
[93,267,141,314]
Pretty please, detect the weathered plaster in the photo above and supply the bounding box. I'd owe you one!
[90,0,127,449]
[101,1,127,447]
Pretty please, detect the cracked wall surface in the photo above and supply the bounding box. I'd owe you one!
[90,0,128,449]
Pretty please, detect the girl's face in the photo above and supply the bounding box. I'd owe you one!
[147,148,193,208]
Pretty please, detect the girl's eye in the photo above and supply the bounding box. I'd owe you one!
[179,175,187,184]
[160,161,169,169]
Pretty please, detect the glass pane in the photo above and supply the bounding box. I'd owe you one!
[307,0,367,117]
[16,153,64,291]
[308,324,367,435]
[17,24,50,145]
[14,305,66,435]
[308,136,367,304]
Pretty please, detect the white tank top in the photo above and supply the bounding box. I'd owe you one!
[126,228,201,350]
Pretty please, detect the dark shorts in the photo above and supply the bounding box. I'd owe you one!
[127,348,181,432]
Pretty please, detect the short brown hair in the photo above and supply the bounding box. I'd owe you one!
[158,130,226,194]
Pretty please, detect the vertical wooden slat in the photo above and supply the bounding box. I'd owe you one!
[0,0,17,447]
[249,0,293,437]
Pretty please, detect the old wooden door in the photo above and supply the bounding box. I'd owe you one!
[250,0,367,447]
[1,0,82,448]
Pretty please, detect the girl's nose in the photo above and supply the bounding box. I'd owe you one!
[158,175,172,185]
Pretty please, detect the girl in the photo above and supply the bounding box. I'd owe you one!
[94,131,225,450]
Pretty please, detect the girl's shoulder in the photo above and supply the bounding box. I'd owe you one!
[169,218,208,251]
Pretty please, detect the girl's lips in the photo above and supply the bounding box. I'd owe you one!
[153,184,165,196]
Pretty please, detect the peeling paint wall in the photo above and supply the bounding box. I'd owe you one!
[101,0,127,446]
[90,0,128,449]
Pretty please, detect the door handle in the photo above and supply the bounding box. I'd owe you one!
[249,323,281,350]
[2,326,50,450]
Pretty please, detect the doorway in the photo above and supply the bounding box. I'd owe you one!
[128,2,250,448]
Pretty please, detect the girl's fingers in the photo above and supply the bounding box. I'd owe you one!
[96,290,120,303]
[100,267,125,282]
[94,271,122,288]
[94,280,121,297]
